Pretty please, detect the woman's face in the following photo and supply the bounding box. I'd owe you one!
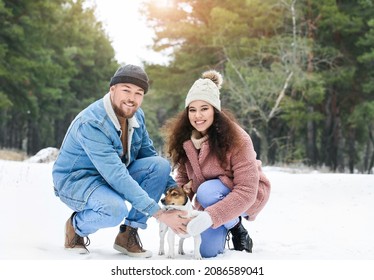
[188,100,214,135]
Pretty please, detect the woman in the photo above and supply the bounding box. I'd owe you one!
[162,70,271,258]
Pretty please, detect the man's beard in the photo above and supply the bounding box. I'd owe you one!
[112,102,137,119]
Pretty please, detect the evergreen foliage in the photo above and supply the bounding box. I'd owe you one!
[0,0,372,173]
[142,0,374,173]
[0,0,118,154]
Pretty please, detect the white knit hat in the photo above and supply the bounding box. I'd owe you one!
[185,70,223,111]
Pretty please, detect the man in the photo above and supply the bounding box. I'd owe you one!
[52,64,187,258]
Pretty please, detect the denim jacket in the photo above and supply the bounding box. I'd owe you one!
[52,93,175,216]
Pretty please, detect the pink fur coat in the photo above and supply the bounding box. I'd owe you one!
[175,125,271,228]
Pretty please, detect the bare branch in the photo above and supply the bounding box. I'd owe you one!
[268,71,294,120]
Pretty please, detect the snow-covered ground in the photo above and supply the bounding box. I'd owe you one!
[0,155,373,279]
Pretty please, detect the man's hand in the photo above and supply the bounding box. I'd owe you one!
[154,210,191,235]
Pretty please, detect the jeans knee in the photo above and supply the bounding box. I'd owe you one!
[200,227,226,258]
[196,179,230,208]
[103,201,128,227]
[153,156,171,177]
[200,246,221,258]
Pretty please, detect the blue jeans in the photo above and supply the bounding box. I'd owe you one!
[72,156,170,237]
[196,179,240,258]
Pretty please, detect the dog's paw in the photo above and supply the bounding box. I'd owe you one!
[158,250,165,256]
[194,254,202,260]
[167,254,175,259]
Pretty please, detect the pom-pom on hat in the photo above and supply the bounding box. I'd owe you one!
[185,70,223,111]
[109,64,149,93]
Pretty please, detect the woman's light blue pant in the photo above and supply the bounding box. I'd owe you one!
[196,179,239,258]
[72,156,171,237]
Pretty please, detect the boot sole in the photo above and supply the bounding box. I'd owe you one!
[113,244,152,258]
[64,247,89,254]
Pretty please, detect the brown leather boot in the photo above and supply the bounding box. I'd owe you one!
[64,212,90,254]
[113,225,152,258]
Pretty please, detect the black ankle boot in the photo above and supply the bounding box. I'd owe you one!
[229,218,253,253]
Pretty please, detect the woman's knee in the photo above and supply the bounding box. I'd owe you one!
[196,179,231,208]
[200,226,227,258]
[200,244,222,258]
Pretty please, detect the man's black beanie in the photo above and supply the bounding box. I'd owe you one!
[109,64,149,93]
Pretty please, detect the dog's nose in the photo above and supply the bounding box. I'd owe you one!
[161,198,165,204]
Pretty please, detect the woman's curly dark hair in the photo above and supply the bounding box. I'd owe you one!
[162,107,242,169]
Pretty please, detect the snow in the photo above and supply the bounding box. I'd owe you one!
[0,157,373,279]
[24,147,59,163]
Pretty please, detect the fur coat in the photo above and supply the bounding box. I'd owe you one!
[175,125,271,228]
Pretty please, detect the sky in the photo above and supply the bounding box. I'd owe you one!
[92,0,169,66]
[0,148,373,279]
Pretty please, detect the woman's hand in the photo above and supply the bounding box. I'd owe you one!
[186,211,213,235]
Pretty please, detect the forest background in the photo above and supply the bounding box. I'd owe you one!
[0,0,373,173]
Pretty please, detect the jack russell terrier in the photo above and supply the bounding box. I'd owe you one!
[158,181,202,260]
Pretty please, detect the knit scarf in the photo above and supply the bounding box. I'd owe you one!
[191,130,209,150]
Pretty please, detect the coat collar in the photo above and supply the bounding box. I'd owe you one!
[183,140,207,182]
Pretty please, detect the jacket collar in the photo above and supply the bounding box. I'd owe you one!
[103,92,140,131]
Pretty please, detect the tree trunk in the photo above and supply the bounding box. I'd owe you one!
[347,126,356,173]
[306,106,318,166]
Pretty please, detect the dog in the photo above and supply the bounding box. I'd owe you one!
[158,181,202,259]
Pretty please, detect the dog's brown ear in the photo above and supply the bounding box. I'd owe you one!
[182,180,193,194]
